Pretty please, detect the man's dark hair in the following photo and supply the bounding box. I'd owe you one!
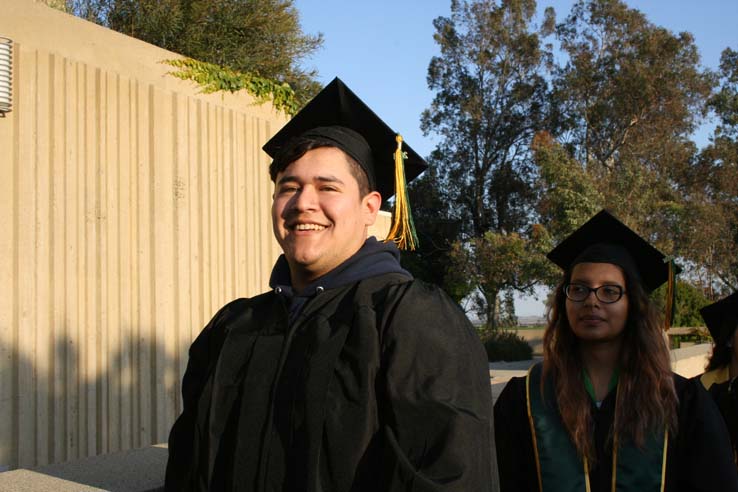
[269,135,371,198]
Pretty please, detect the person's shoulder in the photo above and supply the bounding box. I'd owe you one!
[193,292,282,350]
[214,291,276,317]
[390,279,472,324]
[375,278,483,351]
[387,277,461,305]
[354,274,450,308]
[201,291,281,334]
[671,371,721,419]
[405,278,454,295]
[357,272,414,290]
[694,366,731,391]
[494,375,528,411]
[673,371,711,393]
[502,375,528,394]
[672,372,699,398]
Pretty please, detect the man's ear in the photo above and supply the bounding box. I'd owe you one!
[362,191,382,226]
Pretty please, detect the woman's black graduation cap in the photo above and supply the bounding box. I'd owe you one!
[700,292,738,343]
[262,77,427,249]
[547,210,677,294]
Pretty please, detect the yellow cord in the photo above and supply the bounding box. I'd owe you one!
[611,428,618,491]
[525,367,544,492]
[384,135,418,250]
[584,456,592,492]
[660,429,669,492]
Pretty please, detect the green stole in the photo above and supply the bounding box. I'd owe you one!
[525,363,668,492]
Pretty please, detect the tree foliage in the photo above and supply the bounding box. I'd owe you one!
[421,0,553,327]
[447,226,552,327]
[54,0,323,107]
[549,0,713,245]
[163,58,299,115]
[402,168,471,302]
[553,0,711,171]
[686,48,738,291]
[482,329,533,361]
[422,0,732,327]
[532,131,603,245]
[423,0,552,237]
[652,281,711,328]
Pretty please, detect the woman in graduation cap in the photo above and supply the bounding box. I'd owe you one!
[696,292,738,467]
[494,210,738,492]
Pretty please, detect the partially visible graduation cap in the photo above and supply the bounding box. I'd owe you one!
[700,292,738,343]
[262,77,427,250]
[547,210,678,295]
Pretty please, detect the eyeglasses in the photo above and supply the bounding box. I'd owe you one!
[563,283,625,304]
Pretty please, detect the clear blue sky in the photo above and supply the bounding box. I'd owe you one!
[293,0,738,316]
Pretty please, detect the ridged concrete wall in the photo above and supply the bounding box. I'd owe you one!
[0,0,393,470]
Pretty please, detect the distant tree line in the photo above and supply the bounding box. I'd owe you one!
[407,0,737,329]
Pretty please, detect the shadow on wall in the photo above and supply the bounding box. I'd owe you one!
[7,330,183,472]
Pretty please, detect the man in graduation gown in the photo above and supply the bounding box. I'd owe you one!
[164,78,495,492]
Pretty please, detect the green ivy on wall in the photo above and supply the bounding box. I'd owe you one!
[163,58,298,116]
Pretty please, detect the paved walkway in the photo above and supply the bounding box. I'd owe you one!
[489,358,540,403]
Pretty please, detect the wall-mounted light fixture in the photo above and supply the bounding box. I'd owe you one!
[0,37,12,115]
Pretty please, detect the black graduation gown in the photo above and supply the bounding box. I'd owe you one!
[494,373,738,492]
[702,376,738,465]
[166,273,494,491]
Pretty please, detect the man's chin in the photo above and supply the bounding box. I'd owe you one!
[285,255,324,276]
[286,251,321,266]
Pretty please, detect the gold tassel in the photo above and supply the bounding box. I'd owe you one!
[385,134,419,250]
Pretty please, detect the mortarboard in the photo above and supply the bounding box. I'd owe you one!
[262,77,428,249]
[547,210,677,294]
[700,292,738,343]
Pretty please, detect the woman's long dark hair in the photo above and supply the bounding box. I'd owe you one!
[542,266,678,463]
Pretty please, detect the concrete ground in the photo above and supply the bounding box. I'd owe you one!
[0,445,167,492]
[489,357,540,403]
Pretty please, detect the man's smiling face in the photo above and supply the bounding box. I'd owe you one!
[271,146,381,291]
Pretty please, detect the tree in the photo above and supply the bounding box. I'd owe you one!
[552,0,712,173]
[421,0,554,328]
[40,0,71,12]
[447,226,552,327]
[710,48,738,141]
[546,0,714,269]
[687,47,738,292]
[652,281,711,328]
[59,0,323,106]
[402,169,471,303]
[532,131,603,244]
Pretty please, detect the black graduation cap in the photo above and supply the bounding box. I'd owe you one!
[547,209,676,294]
[262,77,427,202]
[700,292,738,343]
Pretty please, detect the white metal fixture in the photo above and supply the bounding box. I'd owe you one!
[0,37,12,114]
